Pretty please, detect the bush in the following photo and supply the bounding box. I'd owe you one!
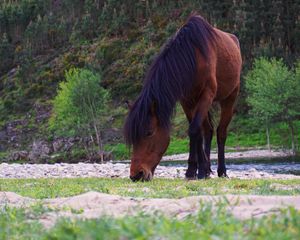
[49,68,110,162]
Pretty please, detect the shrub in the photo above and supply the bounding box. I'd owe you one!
[49,68,110,162]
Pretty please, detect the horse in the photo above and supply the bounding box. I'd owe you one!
[124,14,242,181]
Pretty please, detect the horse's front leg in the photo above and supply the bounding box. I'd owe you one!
[181,87,215,179]
[185,129,198,180]
[185,113,213,179]
[180,103,198,179]
[202,113,214,173]
[186,112,211,179]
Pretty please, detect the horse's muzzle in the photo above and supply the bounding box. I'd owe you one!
[130,170,153,182]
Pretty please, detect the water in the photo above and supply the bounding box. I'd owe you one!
[159,156,300,176]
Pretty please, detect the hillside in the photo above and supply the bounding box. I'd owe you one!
[0,0,299,161]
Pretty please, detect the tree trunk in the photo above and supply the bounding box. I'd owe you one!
[288,121,296,155]
[266,126,271,151]
[93,123,104,163]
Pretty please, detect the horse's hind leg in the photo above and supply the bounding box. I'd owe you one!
[217,86,239,177]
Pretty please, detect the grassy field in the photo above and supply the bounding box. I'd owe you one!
[1,178,300,199]
[1,178,300,239]
[1,204,299,240]
[105,120,300,160]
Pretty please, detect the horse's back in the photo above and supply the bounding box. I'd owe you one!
[213,29,242,101]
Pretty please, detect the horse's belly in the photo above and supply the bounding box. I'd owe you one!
[214,31,241,101]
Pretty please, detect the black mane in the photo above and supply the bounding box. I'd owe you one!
[124,14,216,145]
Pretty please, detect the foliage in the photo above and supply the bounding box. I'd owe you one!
[245,58,300,151]
[0,0,300,157]
[1,0,299,102]
[49,68,110,160]
[107,120,300,160]
[49,68,107,134]
[245,58,299,124]
[0,33,14,73]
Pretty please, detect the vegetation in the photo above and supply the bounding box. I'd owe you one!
[1,178,300,199]
[1,204,300,239]
[1,177,299,238]
[0,0,300,160]
[49,68,110,162]
[246,58,300,152]
[107,120,300,160]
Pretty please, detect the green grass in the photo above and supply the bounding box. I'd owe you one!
[1,178,300,199]
[1,178,300,239]
[0,151,9,161]
[105,120,300,160]
[1,203,299,239]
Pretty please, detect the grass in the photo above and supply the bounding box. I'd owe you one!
[0,151,8,161]
[0,202,299,239]
[1,178,300,199]
[0,178,299,239]
[105,120,300,160]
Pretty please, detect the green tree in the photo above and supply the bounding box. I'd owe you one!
[245,58,300,153]
[0,33,14,74]
[49,68,110,162]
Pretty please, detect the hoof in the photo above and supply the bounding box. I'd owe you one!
[185,169,197,180]
[185,176,197,180]
[197,171,211,180]
[217,167,228,178]
[218,171,228,178]
[185,173,197,180]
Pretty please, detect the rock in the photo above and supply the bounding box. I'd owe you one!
[52,138,64,152]
[88,151,113,163]
[7,151,29,161]
[28,140,52,163]
[102,128,122,143]
[52,137,75,152]
[142,187,151,193]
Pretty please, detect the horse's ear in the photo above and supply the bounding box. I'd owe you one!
[124,100,133,110]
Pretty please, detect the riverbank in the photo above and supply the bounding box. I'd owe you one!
[0,149,299,179]
[162,149,294,161]
[1,162,300,180]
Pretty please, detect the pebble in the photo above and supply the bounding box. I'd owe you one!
[0,162,299,180]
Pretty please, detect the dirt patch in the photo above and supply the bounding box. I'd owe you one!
[1,191,300,228]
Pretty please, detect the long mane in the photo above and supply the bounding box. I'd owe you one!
[124,14,216,145]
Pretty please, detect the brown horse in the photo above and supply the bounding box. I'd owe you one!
[124,14,242,181]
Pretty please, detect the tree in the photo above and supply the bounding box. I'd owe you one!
[0,33,14,74]
[49,68,110,162]
[245,57,300,153]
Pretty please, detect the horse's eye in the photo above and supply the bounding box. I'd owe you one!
[146,130,154,137]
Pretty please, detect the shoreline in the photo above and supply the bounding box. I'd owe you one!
[115,149,295,163]
[0,149,299,180]
[162,149,294,161]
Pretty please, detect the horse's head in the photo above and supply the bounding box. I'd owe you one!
[129,116,170,181]
[124,101,170,181]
